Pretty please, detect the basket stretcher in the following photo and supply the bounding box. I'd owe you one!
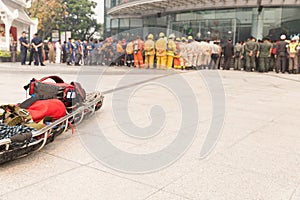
[0,91,104,164]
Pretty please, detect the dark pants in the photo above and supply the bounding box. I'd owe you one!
[258,57,270,72]
[211,54,218,69]
[224,56,232,70]
[20,49,27,64]
[28,49,34,64]
[276,56,287,73]
[62,50,67,63]
[126,54,134,67]
[116,53,125,66]
[66,51,72,64]
[34,48,44,66]
[86,51,93,65]
[245,55,256,71]
[75,52,82,65]
[269,54,276,71]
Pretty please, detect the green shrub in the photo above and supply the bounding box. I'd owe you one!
[0,50,11,58]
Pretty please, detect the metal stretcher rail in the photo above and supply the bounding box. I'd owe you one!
[0,91,103,157]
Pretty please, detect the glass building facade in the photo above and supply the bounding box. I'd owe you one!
[105,0,300,43]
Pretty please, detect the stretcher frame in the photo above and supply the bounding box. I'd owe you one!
[0,91,104,164]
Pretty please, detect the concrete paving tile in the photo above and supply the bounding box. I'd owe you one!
[41,132,96,165]
[88,151,200,189]
[209,141,300,184]
[233,125,300,156]
[0,152,79,196]
[144,190,191,200]
[84,124,210,188]
[1,166,157,200]
[163,162,296,200]
[290,184,300,200]
[2,67,300,199]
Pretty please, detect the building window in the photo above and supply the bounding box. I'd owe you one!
[130,19,142,27]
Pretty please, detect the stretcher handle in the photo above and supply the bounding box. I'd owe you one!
[39,76,65,83]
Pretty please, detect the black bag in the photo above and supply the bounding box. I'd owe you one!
[21,76,86,109]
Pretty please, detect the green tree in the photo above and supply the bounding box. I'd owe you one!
[61,0,101,40]
[29,0,102,40]
[29,0,63,39]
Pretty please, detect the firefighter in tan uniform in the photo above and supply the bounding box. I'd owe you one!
[144,34,155,69]
[203,40,212,69]
[155,32,167,69]
[166,34,176,69]
[179,37,188,70]
[126,41,134,67]
[186,36,195,69]
[195,40,204,69]
[287,36,299,74]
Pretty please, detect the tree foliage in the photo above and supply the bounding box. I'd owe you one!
[28,0,63,40]
[62,0,101,40]
[29,0,102,40]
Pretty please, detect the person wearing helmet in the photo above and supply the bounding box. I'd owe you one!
[133,35,144,68]
[126,41,134,67]
[194,38,203,69]
[155,32,167,69]
[275,34,288,73]
[173,38,181,69]
[166,34,176,69]
[144,34,155,69]
[198,39,212,70]
[244,36,259,71]
[287,36,299,74]
[179,37,188,70]
[186,35,195,69]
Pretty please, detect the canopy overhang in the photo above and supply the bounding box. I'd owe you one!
[107,0,300,18]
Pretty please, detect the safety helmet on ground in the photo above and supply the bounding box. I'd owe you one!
[148,34,154,40]
[168,34,175,39]
[188,36,193,40]
[159,32,165,37]
[280,35,286,40]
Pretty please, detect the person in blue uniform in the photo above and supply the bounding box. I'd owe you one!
[66,38,73,65]
[31,33,45,66]
[19,31,29,65]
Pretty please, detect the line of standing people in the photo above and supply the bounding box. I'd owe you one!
[222,35,300,73]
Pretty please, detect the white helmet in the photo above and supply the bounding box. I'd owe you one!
[280,35,286,40]
[292,36,299,41]
[168,34,175,39]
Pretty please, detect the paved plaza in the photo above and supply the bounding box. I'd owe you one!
[0,63,300,200]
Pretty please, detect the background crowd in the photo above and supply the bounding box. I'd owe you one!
[19,31,300,74]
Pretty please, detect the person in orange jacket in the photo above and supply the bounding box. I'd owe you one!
[173,38,181,69]
[133,35,144,68]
